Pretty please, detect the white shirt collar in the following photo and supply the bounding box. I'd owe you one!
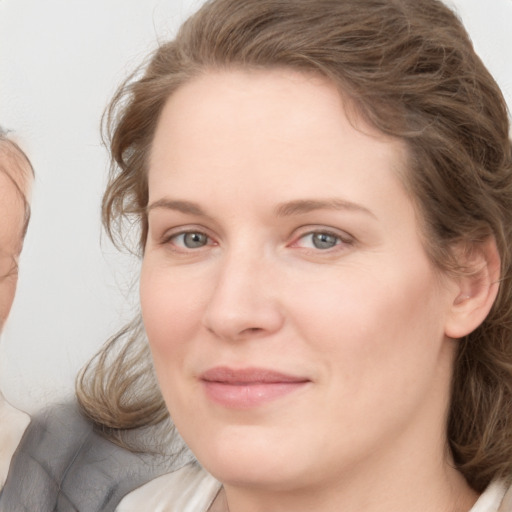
[0,391,30,489]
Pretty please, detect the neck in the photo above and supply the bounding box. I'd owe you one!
[220,397,479,512]
[221,456,477,512]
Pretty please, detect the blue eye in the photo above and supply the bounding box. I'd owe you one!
[310,232,339,249]
[172,232,209,249]
[295,231,347,250]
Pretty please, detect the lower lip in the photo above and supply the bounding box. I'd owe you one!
[202,381,308,408]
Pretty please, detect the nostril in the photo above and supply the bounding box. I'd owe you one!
[241,327,263,335]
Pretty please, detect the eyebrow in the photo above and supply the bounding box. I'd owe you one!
[147,199,206,216]
[147,197,375,219]
[274,198,376,218]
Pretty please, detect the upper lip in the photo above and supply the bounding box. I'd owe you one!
[200,366,310,384]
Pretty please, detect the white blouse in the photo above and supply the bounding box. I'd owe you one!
[116,462,221,512]
[0,392,29,489]
[472,480,511,512]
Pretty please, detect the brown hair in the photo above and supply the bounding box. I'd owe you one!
[77,0,512,491]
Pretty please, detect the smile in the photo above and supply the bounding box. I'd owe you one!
[200,366,310,408]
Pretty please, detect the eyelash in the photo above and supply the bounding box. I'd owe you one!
[290,229,354,252]
[161,226,354,255]
[162,229,216,251]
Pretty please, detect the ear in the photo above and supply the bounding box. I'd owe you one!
[444,237,501,339]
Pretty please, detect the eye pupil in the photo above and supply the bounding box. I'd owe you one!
[184,232,208,248]
[312,232,338,249]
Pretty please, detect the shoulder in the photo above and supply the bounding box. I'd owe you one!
[0,394,29,488]
[0,401,181,512]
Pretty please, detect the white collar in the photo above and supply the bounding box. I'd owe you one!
[116,462,221,512]
[470,480,510,512]
[0,392,30,489]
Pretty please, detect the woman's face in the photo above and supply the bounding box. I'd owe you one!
[141,69,460,492]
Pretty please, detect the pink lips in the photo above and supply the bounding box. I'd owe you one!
[200,367,310,408]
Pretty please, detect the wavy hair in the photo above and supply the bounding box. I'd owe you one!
[77,0,512,492]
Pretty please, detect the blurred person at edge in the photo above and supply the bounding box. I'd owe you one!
[0,131,173,512]
[0,129,32,488]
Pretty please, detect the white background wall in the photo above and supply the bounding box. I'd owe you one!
[1,0,511,414]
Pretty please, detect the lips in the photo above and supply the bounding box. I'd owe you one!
[200,366,310,408]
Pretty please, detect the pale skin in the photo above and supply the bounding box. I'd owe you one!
[0,143,31,329]
[0,139,32,485]
[140,69,499,512]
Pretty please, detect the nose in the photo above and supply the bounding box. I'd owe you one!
[202,251,285,342]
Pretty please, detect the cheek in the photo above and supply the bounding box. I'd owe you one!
[139,262,206,374]
[288,262,452,450]
[292,259,448,377]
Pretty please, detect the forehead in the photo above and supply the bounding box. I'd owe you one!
[148,69,409,201]
[153,68,388,143]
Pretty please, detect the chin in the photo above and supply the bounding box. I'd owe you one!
[181,423,316,491]
[203,457,305,492]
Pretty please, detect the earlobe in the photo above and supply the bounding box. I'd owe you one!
[444,237,501,339]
